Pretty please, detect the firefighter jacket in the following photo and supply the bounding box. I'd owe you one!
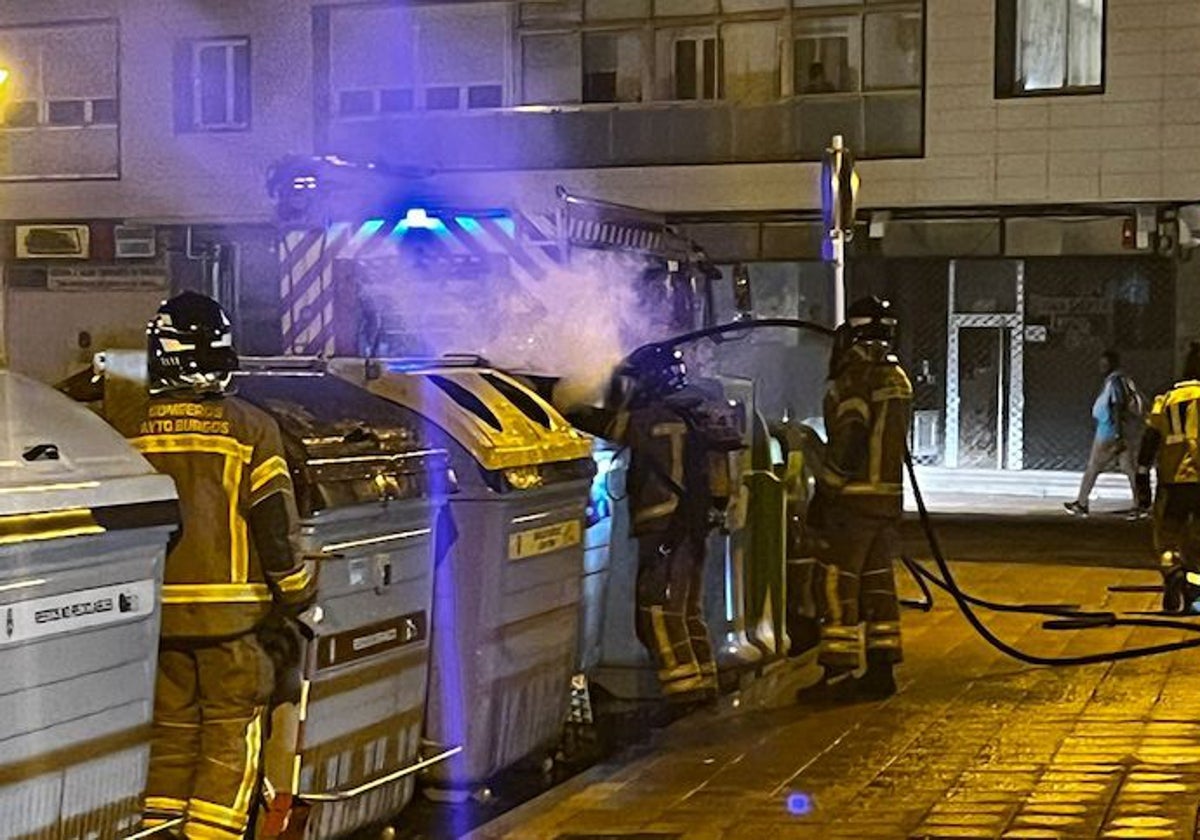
[819,344,913,518]
[1139,379,1200,486]
[112,392,315,639]
[613,384,741,541]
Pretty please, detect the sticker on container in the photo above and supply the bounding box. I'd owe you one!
[317,610,427,669]
[348,558,368,587]
[508,520,583,561]
[1,578,155,647]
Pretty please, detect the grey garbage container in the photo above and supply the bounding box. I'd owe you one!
[234,360,456,838]
[330,358,594,792]
[0,370,177,840]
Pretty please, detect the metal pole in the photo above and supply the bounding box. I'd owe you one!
[833,230,846,326]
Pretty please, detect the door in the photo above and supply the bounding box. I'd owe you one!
[956,327,1010,469]
[945,260,1025,470]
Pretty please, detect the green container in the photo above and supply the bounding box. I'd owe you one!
[742,409,789,660]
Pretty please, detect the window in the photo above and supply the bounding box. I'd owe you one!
[467,84,502,108]
[3,101,37,128]
[380,88,414,113]
[522,33,581,104]
[583,31,642,103]
[175,37,251,132]
[864,12,922,90]
[673,36,720,100]
[47,100,86,126]
[795,19,857,94]
[425,86,461,110]
[339,90,375,117]
[91,98,118,125]
[996,0,1104,97]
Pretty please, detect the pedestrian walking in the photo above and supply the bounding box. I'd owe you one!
[1065,349,1145,518]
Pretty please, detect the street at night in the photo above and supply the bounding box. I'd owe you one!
[4,1,1200,839]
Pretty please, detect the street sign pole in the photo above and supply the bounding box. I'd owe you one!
[821,133,858,327]
[832,223,846,327]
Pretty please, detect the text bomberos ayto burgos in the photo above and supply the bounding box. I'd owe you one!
[139,402,232,435]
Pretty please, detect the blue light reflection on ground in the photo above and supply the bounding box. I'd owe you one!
[786,792,814,816]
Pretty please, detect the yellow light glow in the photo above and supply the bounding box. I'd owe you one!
[0,68,10,87]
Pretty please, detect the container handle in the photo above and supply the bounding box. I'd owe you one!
[22,443,60,461]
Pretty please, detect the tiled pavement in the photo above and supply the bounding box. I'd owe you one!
[470,562,1200,840]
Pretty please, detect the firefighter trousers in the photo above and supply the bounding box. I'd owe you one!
[811,508,902,673]
[635,532,717,698]
[1154,484,1200,558]
[142,633,274,839]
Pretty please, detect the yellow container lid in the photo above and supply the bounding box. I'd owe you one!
[330,360,593,472]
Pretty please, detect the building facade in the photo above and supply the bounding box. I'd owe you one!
[0,0,1194,471]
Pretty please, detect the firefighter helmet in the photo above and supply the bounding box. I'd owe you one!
[147,292,239,395]
[608,344,689,410]
[829,296,898,378]
[846,295,898,345]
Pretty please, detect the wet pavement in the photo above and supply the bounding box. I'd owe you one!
[467,561,1200,840]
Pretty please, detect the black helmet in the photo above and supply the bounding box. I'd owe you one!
[846,295,897,344]
[147,292,238,395]
[829,296,898,378]
[612,344,688,408]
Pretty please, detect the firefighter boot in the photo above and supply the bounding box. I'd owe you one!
[857,651,897,699]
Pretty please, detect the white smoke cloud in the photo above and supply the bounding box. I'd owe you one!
[358,246,673,412]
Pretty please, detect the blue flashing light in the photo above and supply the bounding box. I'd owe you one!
[454,215,483,233]
[391,207,447,237]
[495,217,516,236]
[786,792,813,816]
[404,207,436,229]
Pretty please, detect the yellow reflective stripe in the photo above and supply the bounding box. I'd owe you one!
[223,452,247,583]
[276,563,312,594]
[188,799,247,832]
[144,795,187,815]
[842,482,904,495]
[650,606,677,670]
[836,397,870,419]
[250,456,289,493]
[183,820,240,840]
[0,508,103,545]
[162,583,271,604]
[633,499,678,525]
[824,559,843,625]
[872,386,911,402]
[233,710,264,816]
[134,433,251,584]
[131,433,252,463]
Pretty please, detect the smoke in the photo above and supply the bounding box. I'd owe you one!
[358,245,672,412]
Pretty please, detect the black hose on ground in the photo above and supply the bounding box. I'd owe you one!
[903,450,1200,664]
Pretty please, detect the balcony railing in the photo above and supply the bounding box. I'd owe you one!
[323,90,922,170]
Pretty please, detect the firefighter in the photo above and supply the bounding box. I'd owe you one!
[110,292,315,839]
[1137,342,1200,613]
[803,296,912,700]
[606,345,741,701]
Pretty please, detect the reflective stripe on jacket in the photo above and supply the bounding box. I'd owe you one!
[112,392,312,638]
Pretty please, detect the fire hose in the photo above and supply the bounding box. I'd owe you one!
[632,319,1200,667]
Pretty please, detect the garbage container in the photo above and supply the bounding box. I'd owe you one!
[330,359,594,792]
[705,377,762,673]
[233,359,457,838]
[0,370,177,840]
[578,440,626,675]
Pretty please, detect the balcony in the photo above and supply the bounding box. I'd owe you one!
[322,90,922,171]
